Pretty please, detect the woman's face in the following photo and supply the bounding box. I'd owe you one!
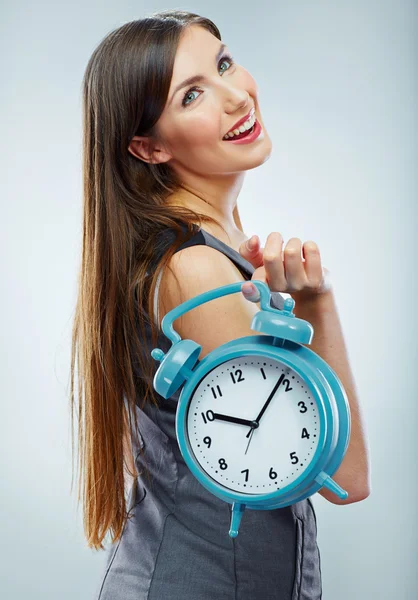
[146,25,273,176]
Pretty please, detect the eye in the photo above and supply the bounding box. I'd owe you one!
[181,53,235,107]
[218,53,235,75]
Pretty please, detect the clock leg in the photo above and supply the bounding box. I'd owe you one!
[229,502,246,538]
[315,470,349,500]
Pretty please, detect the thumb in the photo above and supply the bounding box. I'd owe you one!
[239,235,264,268]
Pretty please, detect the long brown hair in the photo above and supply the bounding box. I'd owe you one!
[70,10,231,551]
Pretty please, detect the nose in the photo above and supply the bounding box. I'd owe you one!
[223,89,251,115]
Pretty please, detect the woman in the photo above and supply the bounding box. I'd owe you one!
[71,9,370,600]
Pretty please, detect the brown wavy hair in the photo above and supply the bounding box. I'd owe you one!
[70,10,231,551]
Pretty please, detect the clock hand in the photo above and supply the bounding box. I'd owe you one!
[245,373,286,438]
[244,427,255,455]
[213,412,259,428]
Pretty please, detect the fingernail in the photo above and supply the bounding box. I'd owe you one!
[246,236,256,250]
[243,283,261,301]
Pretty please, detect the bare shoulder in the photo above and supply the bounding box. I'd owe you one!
[157,244,262,359]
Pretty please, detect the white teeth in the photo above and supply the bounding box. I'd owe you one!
[224,114,256,139]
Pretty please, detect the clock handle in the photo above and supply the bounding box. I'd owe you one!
[161,280,277,345]
[229,502,246,538]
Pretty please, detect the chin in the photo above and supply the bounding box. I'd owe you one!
[252,132,273,167]
[260,133,273,164]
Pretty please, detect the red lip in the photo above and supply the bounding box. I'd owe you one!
[225,107,255,136]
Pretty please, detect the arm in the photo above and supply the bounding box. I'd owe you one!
[291,289,372,505]
[157,245,264,358]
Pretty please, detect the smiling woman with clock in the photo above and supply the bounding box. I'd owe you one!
[70,9,371,600]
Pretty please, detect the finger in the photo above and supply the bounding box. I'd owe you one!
[262,232,286,291]
[320,266,333,293]
[241,281,261,302]
[302,241,323,288]
[283,238,306,290]
[239,235,264,269]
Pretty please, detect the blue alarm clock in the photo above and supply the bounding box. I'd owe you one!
[151,280,351,538]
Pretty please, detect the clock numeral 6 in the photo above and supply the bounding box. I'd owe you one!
[290,452,299,465]
[269,467,278,480]
[201,410,215,424]
[203,436,212,448]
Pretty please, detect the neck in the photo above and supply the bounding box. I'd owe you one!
[165,174,247,241]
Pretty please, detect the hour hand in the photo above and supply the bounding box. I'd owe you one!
[213,412,259,428]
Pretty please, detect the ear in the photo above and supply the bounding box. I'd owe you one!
[128,135,172,164]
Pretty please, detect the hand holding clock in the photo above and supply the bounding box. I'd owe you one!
[152,227,351,526]
[238,232,332,303]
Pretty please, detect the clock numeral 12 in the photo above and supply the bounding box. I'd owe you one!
[230,369,245,384]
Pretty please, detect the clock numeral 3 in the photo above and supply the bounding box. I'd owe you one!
[298,401,308,413]
[230,369,245,384]
[218,458,228,470]
[201,410,215,424]
[241,468,249,482]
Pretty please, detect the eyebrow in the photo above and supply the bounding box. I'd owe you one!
[170,43,227,105]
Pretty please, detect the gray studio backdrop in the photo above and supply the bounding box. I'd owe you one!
[1,1,416,598]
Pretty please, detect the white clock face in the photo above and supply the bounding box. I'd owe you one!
[186,355,320,495]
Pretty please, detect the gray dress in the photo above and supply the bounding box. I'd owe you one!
[95,226,322,600]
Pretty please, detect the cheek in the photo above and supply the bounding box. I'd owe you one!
[178,115,220,148]
[238,67,259,99]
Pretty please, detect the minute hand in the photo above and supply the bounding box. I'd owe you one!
[245,373,285,438]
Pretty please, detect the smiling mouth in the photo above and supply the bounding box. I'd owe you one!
[225,123,256,140]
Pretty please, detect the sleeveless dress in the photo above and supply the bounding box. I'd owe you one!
[95,226,322,600]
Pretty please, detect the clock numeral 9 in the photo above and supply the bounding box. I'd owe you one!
[230,369,245,384]
[203,436,212,448]
[269,467,278,480]
[201,410,215,424]
[218,458,228,470]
